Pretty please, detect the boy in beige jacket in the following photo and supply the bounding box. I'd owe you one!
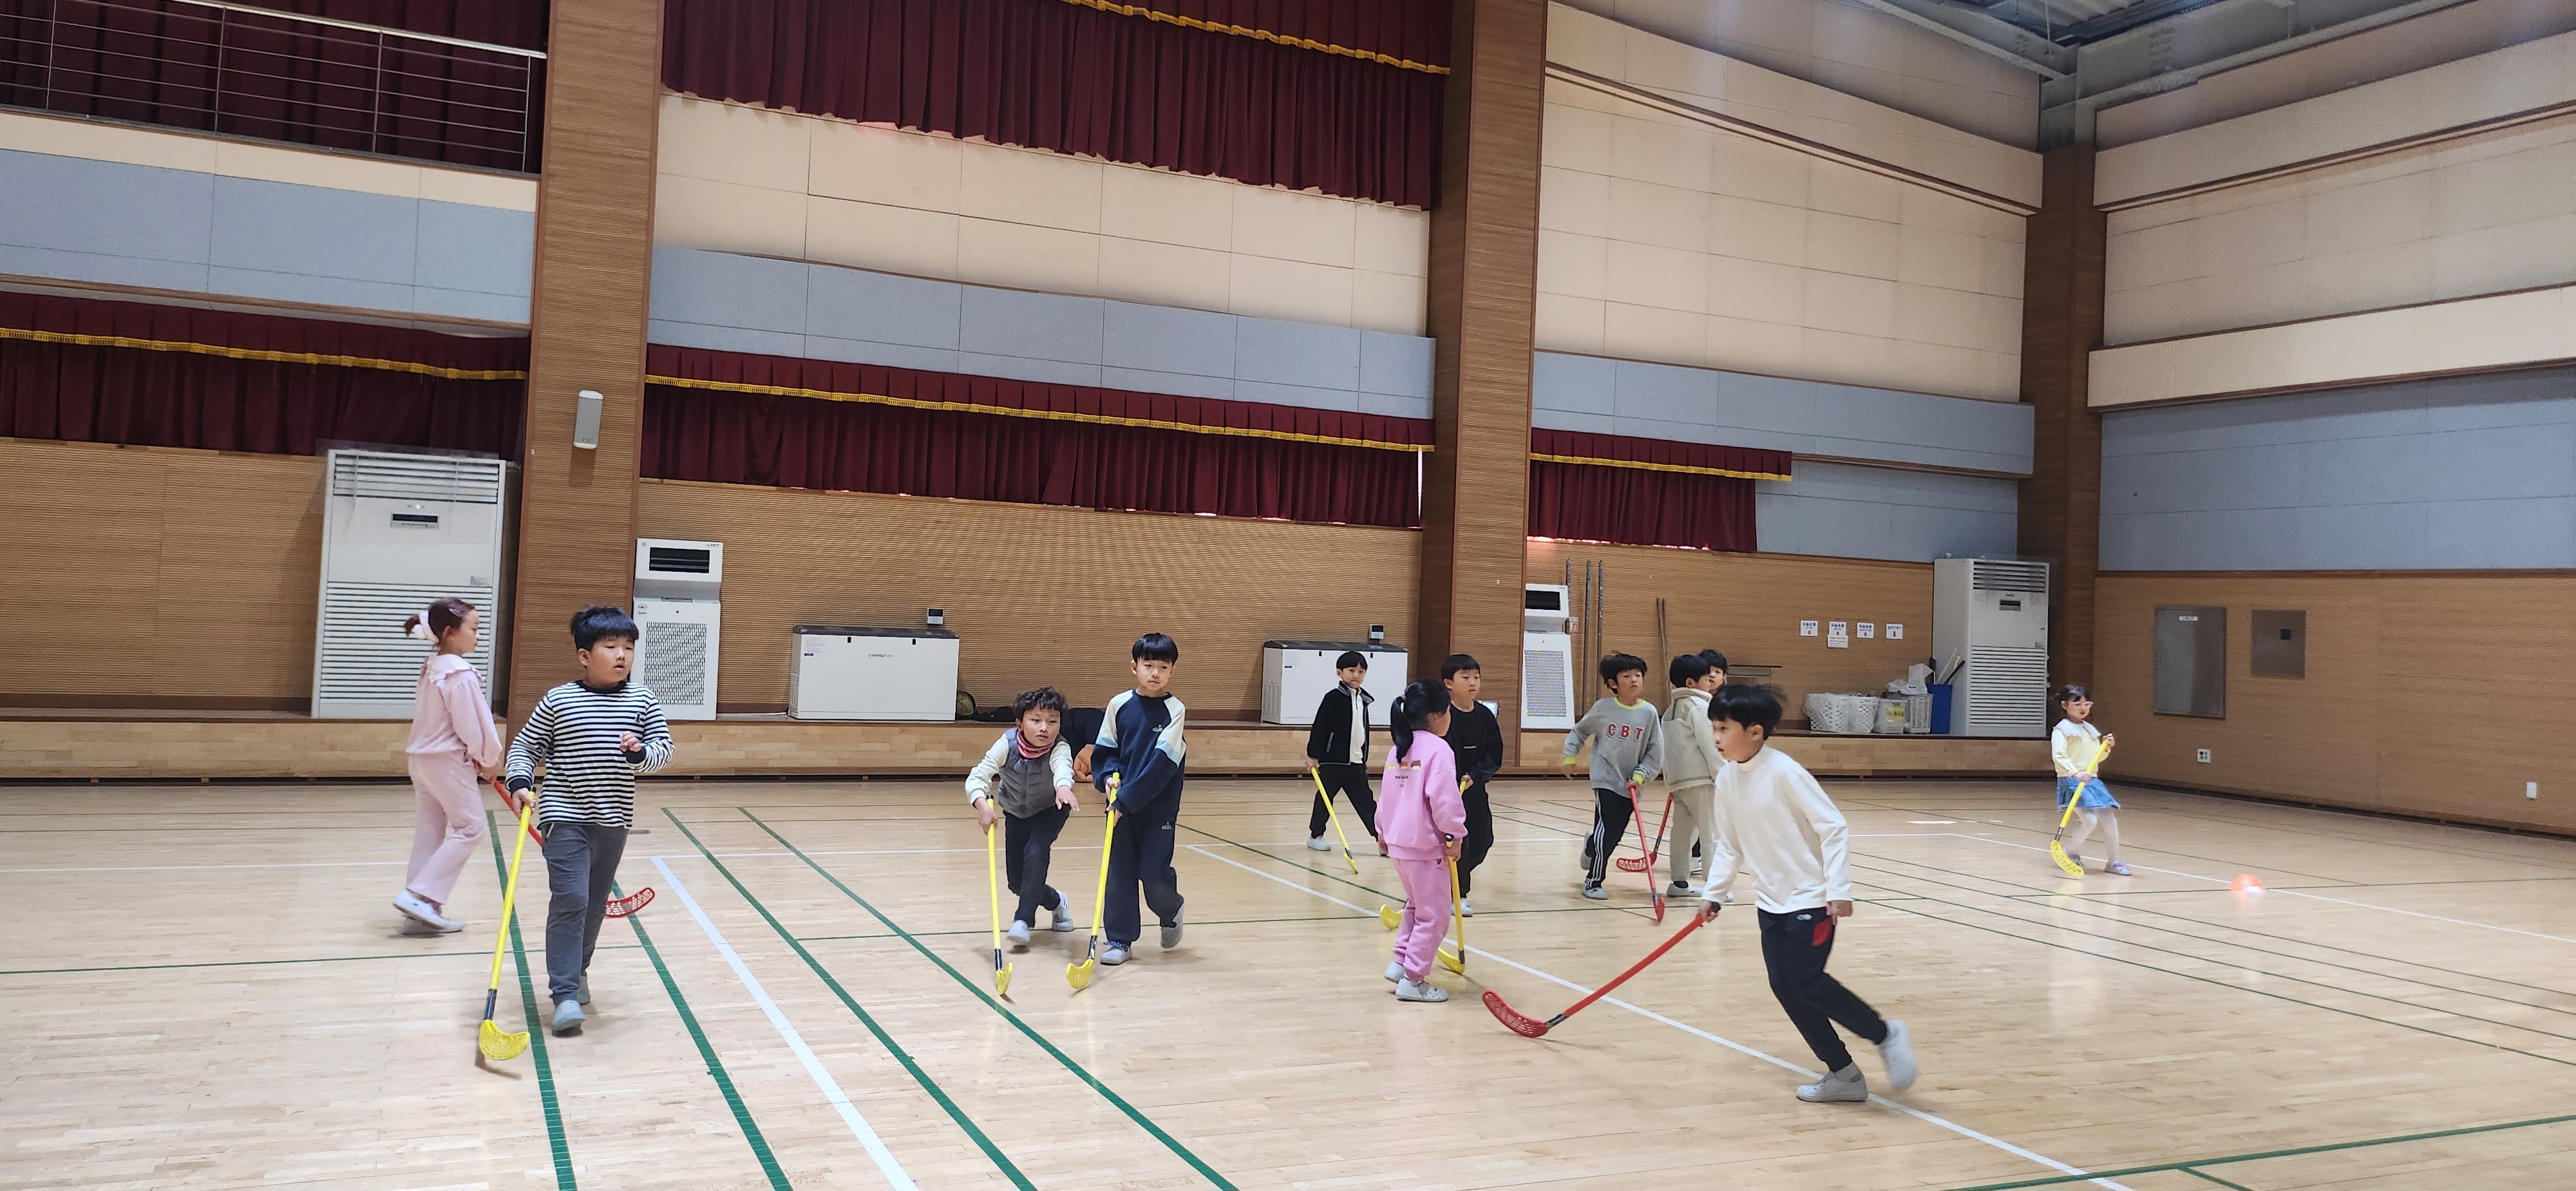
[1659,653,1725,897]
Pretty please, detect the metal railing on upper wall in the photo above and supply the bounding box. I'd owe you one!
[0,0,545,173]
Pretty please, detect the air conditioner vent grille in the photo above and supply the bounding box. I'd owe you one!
[1524,648,1570,721]
[330,453,505,504]
[315,582,497,705]
[1971,559,2049,593]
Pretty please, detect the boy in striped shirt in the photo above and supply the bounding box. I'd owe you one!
[504,605,675,1036]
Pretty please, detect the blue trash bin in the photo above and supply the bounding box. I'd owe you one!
[1928,683,1954,735]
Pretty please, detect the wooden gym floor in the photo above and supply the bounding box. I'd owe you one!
[6,777,2576,1190]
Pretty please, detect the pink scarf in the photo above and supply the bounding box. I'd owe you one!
[1013,730,1051,759]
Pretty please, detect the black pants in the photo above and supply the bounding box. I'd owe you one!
[1757,906,1888,1072]
[1457,779,1495,895]
[540,821,629,1004]
[1584,786,1632,884]
[1307,762,1379,839]
[1104,789,1186,946]
[1004,804,1070,925]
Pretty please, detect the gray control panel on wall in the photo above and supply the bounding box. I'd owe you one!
[2154,606,2227,719]
[2251,610,2306,679]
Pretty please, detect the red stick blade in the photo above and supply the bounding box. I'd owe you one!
[1615,855,1649,872]
[1483,989,1549,1038]
[604,887,654,917]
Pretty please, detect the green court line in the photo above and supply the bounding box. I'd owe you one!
[732,808,1238,1191]
[1868,852,2576,1009]
[619,877,795,1191]
[1946,1110,2576,1190]
[660,811,1035,1191]
[1853,858,2576,1047]
[485,812,576,1191]
[2179,1168,2255,1191]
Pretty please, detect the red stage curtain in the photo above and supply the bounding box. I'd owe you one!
[0,292,526,458]
[661,0,1446,208]
[0,0,546,171]
[642,344,1426,528]
[1527,428,1792,553]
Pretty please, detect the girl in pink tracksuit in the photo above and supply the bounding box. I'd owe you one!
[393,597,503,934]
[1374,680,1468,1004]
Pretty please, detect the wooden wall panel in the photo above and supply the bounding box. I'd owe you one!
[636,480,1421,718]
[1420,0,1548,762]
[1524,540,1937,716]
[2018,145,2107,689]
[0,439,321,709]
[2094,573,2576,833]
[506,0,663,714]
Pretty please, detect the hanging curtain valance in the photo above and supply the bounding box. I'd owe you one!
[661,0,1447,208]
[1531,427,1794,482]
[642,343,1428,528]
[1527,428,1790,553]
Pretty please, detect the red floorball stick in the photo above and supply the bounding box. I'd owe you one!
[484,778,652,917]
[1616,794,1673,873]
[1629,783,1665,922]
[1483,908,1712,1038]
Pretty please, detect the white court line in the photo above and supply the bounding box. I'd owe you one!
[1182,843,2132,1191]
[1,860,404,873]
[650,858,917,1191]
[1960,835,2576,946]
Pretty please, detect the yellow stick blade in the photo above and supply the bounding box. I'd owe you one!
[1438,952,1465,975]
[2049,841,2084,876]
[1066,960,1095,990]
[1378,905,1400,929]
[995,964,1013,998]
[478,1020,530,1061]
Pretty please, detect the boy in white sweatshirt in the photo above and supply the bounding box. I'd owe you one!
[1658,653,1724,897]
[1698,683,1918,1103]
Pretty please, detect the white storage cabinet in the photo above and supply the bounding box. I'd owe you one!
[788,625,960,721]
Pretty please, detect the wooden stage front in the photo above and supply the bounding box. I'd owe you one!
[0,714,2047,781]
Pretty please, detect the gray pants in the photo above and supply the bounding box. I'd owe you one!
[541,821,629,1004]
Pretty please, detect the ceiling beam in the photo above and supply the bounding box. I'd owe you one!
[1848,0,2079,77]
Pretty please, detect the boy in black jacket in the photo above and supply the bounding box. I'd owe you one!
[1439,654,1505,915]
[1304,650,1381,853]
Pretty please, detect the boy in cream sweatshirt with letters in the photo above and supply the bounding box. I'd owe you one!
[1658,653,1725,897]
[1699,683,1918,1103]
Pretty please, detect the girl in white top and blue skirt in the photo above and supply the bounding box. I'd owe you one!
[2051,684,2128,876]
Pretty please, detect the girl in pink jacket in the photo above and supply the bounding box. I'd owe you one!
[395,597,503,933]
[1374,680,1468,1003]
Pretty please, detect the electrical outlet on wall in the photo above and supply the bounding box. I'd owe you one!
[2530,782,2541,801]
[2197,748,2212,763]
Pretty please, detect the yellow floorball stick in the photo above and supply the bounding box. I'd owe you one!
[1307,765,1361,874]
[1067,777,1122,991]
[984,819,1012,997]
[1440,847,1467,975]
[2050,739,2115,876]
[477,797,536,1064]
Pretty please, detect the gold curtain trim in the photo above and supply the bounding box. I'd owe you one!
[1059,0,1450,73]
[1531,452,1791,482]
[647,373,1433,453]
[0,325,528,381]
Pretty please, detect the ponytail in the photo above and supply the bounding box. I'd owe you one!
[1387,678,1445,764]
[402,596,474,643]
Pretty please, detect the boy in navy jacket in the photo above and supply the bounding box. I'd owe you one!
[1092,633,1189,965]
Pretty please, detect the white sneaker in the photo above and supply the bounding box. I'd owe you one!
[1459,899,1474,918]
[1160,910,1184,950]
[1101,943,1131,966]
[1385,960,1405,982]
[1049,897,1078,931]
[1796,1065,1868,1103]
[1394,977,1449,1003]
[1580,882,1608,901]
[1007,920,1032,946]
[1879,1020,1918,1090]
[1306,835,1332,852]
[551,999,585,1036]
[393,891,461,933]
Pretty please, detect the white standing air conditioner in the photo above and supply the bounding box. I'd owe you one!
[1260,642,1407,726]
[1522,584,1577,730]
[312,450,507,719]
[1933,558,2050,738]
[633,538,722,721]
[789,625,960,721]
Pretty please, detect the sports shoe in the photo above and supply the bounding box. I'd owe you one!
[1394,977,1449,1003]
[393,891,461,933]
[551,999,585,1036]
[1580,841,1596,872]
[1581,881,1609,901]
[1796,1065,1868,1103]
[1667,881,1694,898]
[1459,899,1474,918]
[1160,910,1184,950]
[1306,835,1332,852]
[576,973,591,1007]
[1049,895,1077,931]
[1385,960,1405,982]
[1879,1020,1918,1090]
[2105,861,2133,877]
[1007,919,1032,945]
[1101,943,1131,966]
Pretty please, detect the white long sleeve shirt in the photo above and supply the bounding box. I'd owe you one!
[1701,745,1853,914]
[2050,718,2105,777]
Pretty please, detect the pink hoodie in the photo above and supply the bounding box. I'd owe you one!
[1374,732,1466,862]
[406,653,502,768]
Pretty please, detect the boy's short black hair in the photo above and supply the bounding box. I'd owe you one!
[1669,653,1712,687]
[1711,683,1785,736]
[1440,653,1481,680]
[571,605,639,651]
[1335,650,1368,671]
[1132,633,1180,663]
[1698,649,1729,674]
[1598,652,1647,687]
[1012,686,1070,720]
